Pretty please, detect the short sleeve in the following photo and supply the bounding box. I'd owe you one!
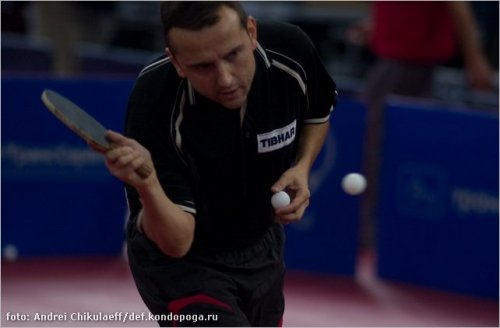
[124,78,196,222]
[295,26,338,124]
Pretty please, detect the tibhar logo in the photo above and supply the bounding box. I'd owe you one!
[257,120,296,153]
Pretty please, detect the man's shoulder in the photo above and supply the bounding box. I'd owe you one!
[130,54,181,106]
[136,54,173,82]
[257,20,313,56]
[258,20,304,39]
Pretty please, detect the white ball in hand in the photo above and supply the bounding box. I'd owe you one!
[271,191,291,209]
[341,173,367,195]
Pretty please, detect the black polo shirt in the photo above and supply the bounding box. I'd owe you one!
[125,21,337,254]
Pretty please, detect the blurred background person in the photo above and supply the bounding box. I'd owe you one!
[27,2,117,77]
[347,1,496,249]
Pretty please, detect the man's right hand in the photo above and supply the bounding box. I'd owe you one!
[102,130,157,189]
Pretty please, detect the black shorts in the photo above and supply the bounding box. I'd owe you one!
[126,222,286,327]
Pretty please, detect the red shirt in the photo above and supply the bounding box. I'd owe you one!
[370,1,457,64]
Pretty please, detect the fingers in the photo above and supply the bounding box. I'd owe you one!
[106,130,136,147]
[271,170,295,194]
[105,146,146,178]
[106,145,136,167]
[102,130,155,185]
[271,167,311,224]
[276,199,310,225]
[271,182,285,194]
[289,188,310,208]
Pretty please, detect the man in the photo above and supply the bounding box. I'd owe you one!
[103,2,337,326]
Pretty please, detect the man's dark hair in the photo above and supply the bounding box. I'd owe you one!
[160,1,248,49]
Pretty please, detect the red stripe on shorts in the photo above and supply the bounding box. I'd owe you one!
[167,294,232,326]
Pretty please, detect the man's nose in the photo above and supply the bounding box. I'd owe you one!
[216,63,233,88]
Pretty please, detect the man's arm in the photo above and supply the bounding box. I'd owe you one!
[271,121,330,223]
[447,1,494,91]
[136,178,195,258]
[295,121,330,174]
[105,131,195,258]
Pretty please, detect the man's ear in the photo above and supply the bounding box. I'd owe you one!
[247,16,258,49]
[166,47,186,78]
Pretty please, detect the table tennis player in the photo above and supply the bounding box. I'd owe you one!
[102,2,337,326]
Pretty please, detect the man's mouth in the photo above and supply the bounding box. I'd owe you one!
[219,88,239,99]
[220,88,238,95]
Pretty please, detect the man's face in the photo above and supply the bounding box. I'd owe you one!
[168,6,258,110]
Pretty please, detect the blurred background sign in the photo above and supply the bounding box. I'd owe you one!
[2,78,134,257]
[377,98,499,299]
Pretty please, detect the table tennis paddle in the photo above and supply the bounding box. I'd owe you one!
[41,89,152,179]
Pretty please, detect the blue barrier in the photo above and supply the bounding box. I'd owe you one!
[284,97,365,276]
[2,78,135,257]
[377,97,499,299]
[2,77,364,276]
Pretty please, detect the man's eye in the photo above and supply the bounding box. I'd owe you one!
[196,63,212,70]
[227,49,239,61]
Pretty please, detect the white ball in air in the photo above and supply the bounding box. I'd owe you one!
[341,173,367,195]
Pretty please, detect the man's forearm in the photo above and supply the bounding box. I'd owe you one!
[295,121,330,172]
[137,178,195,258]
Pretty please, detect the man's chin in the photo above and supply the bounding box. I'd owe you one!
[219,97,246,110]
